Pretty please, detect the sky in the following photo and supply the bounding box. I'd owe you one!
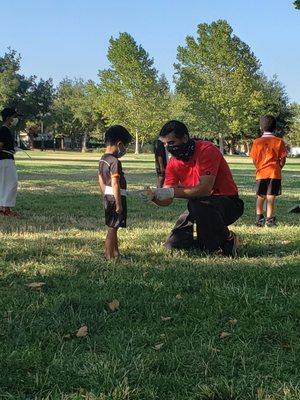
[1,0,300,102]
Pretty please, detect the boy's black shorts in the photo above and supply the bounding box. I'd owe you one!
[104,195,127,228]
[256,178,281,196]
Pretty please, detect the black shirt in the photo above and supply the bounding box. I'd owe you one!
[99,153,127,190]
[0,126,15,160]
[154,139,167,172]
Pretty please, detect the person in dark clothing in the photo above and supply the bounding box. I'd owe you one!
[0,107,23,217]
[98,125,132,260]
[143,120,244,257]
[154,136,168,187]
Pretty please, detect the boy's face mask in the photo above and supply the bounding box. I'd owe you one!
[11,117,19,127]
[116,143,126,158]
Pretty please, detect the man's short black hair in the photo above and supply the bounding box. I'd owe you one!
[160,120,189,139]
[104,125,132,146]
[260,115,277,133]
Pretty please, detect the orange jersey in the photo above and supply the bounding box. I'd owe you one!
[250,134,288,179]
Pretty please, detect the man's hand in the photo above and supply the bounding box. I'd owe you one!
[139,187,175,202]
[139,188,155,203]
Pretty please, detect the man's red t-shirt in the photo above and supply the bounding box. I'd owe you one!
[163,140,238,196]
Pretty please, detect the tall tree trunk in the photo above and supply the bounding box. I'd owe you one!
[82,132,88,153]
[219,132,224,154]
[229,138,236,155]
[135,130,139,154]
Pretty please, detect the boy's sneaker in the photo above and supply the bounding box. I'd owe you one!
[255,215,265,227]
[221,231,239,258]
[266,217,277,227]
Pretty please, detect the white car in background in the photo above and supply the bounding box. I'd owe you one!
[289,147,300,157]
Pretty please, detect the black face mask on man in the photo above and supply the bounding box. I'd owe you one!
[166,139,195,161]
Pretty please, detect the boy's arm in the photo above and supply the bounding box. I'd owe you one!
[98,174,105,194]
[279,157,286,169]
[249,142,257,168]
[157,155,166,175]
[279,141,288,169]
[111,175,122,213]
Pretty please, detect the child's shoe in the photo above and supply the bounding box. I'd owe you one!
[255,214,265,227]
[265,216,277,227]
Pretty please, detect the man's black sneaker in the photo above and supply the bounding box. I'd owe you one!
[221,231,239,258]
[266,217,277,227]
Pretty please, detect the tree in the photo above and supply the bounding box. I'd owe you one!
[286,103,300,146]
[98,32,171,153]
[0,49,21,110]
[22,78,55,142]
[51,79,105,150]
[294,0,300,9]
[258,75,292,135]
[175,20,265,153]
[0,48,55,138]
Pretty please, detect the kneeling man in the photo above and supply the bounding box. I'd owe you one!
[148,121,244,257]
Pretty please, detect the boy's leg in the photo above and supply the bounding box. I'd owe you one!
[105,227,119,259]
[256,195,265,215]
[255,179,269,226]
[265,179,281,227]
[256,195,266,226]
[266,195,276,219]
[265,195,277,227]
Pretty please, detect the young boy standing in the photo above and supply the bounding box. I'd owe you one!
[98,125,132,259]
[250,115,288,227]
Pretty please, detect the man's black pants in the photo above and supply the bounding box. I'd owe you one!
[165,196,244,252]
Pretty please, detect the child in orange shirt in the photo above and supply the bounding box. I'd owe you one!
[250,115,288,227]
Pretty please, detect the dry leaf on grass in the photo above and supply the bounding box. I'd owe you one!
[228,318,238,326]
[108,299,120,312]
[281,240,291,245]
[153,343,164,351]
[175,294,183,300]
[161,316,171,321]
[219,332,231,339]
[76,325,88,337]
[63,334,71,339]
[26,282,46,290]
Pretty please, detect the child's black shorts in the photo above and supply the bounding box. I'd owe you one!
[256,178,281,196]
[104,195,127,228]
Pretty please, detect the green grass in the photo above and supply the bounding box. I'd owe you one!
[0,151,299,400]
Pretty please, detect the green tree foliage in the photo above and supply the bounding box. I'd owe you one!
[0,48,55,134]
[294,0,300,9]
[258,75,292,135]
[175,20,267,152]
[286,103,300,146]
[0,49,21,110]
[97,32,170,153]
[51,79,104,150]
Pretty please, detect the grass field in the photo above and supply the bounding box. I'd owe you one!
[0,151,299,400]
